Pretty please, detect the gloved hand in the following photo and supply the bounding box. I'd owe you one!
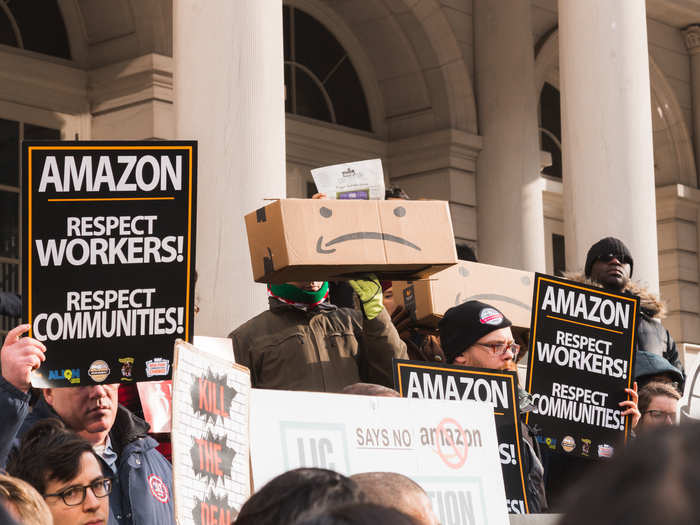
[348,274,383,320]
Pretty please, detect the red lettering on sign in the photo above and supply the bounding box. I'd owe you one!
[201,503,232,525]
[195,438,224,476]
[197,378,229,418]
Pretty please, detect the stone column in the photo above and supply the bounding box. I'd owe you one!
[473,0,546,272]
[174,0,286,336]
[559,0,659,293]
[684,25,700,186]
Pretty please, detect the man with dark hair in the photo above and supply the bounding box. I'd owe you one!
[578,237,683,386]
[235,468,364,525]
[230,277,406,392]
[7,419,110,525]
[351,472,437,525]
[0,323,174,524]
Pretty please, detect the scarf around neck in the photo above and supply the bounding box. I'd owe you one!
[267,282,329,309]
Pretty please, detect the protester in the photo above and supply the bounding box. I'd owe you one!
[571,237,684,386]
[293,503,417,525]
[234,468,364,525]
[438,300,548,512]
[558,422,700,525]
[636,381,681,432]
[341,383,400,397]
[351,472,437,525]
[6,419,109,525]
[0,473,52,525]
[0,323,175,524]
[229,277,406,392]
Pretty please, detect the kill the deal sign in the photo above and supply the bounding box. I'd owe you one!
[525,274,639,459]
[394,360,529,515]
[171,341,251,525]
[22,141,197,387]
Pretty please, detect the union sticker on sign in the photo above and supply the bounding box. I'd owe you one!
[249,390,509,525]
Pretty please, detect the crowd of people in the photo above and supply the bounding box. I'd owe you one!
[0,184,694,525]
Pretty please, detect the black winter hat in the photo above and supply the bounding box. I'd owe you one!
[439,301,512,364]
[585,237,634,277]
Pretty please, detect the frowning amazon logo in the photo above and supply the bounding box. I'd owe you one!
[315,205,421,254]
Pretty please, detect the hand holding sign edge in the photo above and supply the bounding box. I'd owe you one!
[1,324,46,392]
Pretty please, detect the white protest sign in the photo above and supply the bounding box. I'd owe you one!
[171,340,250,525]
[679,358,700,423]
[250,389,509,525]
[311,158,385,200]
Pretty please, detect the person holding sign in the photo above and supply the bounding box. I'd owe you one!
[0,324,175,525]
[229,276,406,392]
[438,300,548,512]
[577,237,684,387]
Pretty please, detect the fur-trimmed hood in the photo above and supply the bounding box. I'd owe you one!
[564,272,666,319]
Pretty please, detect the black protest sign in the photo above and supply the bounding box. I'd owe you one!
[525,274,638,459]
[22,141,197,387]
[393,359,529,514]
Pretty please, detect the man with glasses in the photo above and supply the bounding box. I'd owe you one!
[0,323,174,524]
[6,418,110,525]
[581,237,684,387]
[438,301,548,512]
[637,381,680,433]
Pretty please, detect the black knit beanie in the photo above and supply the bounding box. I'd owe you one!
[439,301,512,364]
[584,237,634,277]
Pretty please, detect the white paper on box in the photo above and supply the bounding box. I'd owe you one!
[250,390,509,525]
[171,340,250,524]
[311,159,385,200]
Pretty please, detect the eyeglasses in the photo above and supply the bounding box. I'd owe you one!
[597,253,632,265]
[44,477,112,506]
[643,410,676,423]
[474,342,520,356]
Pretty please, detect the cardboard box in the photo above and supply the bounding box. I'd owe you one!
[393,261,534,329]
[245,199,457,283]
